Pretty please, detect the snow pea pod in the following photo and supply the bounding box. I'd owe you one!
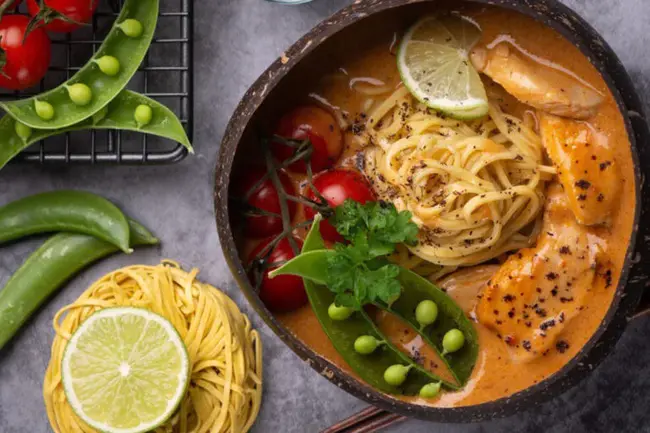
[382,270,479,385]
[0,219,158,350]
[0,90,193,171]
[0,0,159,129]
[0,191,131,253]
[274,216,458,395]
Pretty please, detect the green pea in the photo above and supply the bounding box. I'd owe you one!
[134,104,153,127]
[328,303,354,321]
[419,382,441,399]
[34,100,54,121]
[66,83,93,106]
[95,55,121,76]
[119,19,144,38]
[442,328,465,355]
[14,122,32,142]
[383,364,411,386]
[415,300,438,328]
[354,335,382,355]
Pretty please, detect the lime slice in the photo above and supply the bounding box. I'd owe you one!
[398,15,488,119]
[61,307,190,433]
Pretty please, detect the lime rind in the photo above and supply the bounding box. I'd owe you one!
[61,307,190,433]
[398,15,488,119]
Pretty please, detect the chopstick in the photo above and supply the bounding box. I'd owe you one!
[321,407,407,433]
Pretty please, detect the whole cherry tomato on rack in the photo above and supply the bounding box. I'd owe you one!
[238,167,297,239]
[249,237,307,313]
[0,15,51,90]
[272,106,343,173]
[304,169,376,243]
[26,0,99,33]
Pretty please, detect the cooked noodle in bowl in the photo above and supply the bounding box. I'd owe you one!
[364,86,555,268]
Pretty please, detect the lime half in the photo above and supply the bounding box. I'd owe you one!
[61,307,190,433]
[398,15,488,119]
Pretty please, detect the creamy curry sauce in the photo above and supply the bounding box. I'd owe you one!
[275,7,636,407]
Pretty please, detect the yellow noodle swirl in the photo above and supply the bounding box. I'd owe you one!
[365,87,554,268]
[43,261,263,433]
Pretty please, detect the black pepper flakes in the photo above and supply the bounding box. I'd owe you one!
[556,340,570,353]
[545,272,559,281]
[539,319,556,331]
[575,179,591,190]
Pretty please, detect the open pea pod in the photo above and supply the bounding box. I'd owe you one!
[379,269,479,385]
[0,90,192,171]
[274,217,459,395]
[0,0,158,129]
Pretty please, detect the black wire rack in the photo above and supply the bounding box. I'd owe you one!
[0,0,193,164]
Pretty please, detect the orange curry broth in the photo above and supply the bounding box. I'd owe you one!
[268,7,636,407]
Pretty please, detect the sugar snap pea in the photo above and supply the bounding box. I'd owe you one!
[382,270,478,385]
[0,191,131,253]
[277,217,458,395]
[273,215,479,389]
[0,0,159,129]
[0,90,193,171]
[0,219,158,350]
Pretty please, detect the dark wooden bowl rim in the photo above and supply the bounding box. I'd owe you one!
[215,0,650,422]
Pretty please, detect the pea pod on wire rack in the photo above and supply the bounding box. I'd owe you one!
[0,190,132,253]
[0,0,159,129]
[272,216,461,395]
[0,218,159,350]
[0,90,193,170]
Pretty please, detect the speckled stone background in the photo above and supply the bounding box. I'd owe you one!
[1,0,649,432]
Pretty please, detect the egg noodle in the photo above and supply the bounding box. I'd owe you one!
[364,86,555,268]
[43,261,263,433]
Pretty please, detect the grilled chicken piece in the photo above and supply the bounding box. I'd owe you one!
[540,113,620,226]
[475,185,606,362]
[471,43,603,119]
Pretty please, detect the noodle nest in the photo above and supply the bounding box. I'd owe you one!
[43,261,263,433]
[364,86,554,269]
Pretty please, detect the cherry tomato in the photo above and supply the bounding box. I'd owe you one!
[272,106,343,173]
[26,0,99,33]
[304,169,376,242]
[0,15,50,90]
[238,167,297,239]
[249,237,307,313]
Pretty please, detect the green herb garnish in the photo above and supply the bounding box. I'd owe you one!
[325,200,419,309]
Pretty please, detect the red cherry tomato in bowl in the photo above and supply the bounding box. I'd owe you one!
[304,169,376,242]
[249,237,307,313]
[238,167,297,239]
[272,106,343,173]
[0,15,51,91]
[27,0,99,33]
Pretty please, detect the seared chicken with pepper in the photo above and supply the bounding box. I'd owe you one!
[539,113,620,226]
[471,43,604,119]
[475,186,607,362]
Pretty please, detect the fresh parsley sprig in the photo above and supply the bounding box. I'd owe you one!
[325,200,419,309]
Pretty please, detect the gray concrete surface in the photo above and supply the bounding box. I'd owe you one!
[1,0,649,432]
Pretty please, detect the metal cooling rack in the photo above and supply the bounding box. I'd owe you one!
[0,0,193,164]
